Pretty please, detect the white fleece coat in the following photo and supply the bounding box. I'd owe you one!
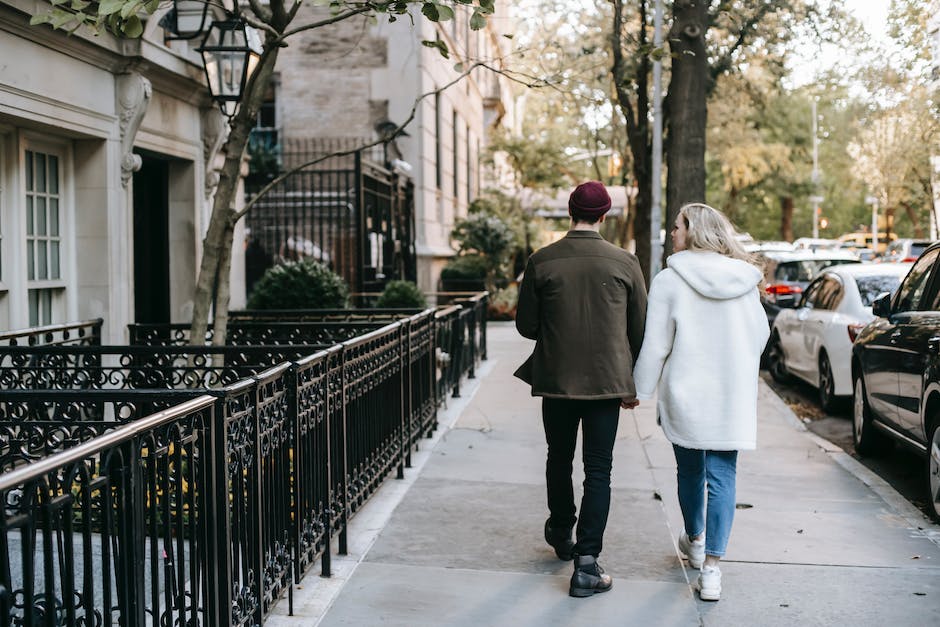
[633,251,770,450]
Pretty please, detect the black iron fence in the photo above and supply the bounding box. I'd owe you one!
[0,319,102,347]
[0,303,479,626]
[245,138,416,295]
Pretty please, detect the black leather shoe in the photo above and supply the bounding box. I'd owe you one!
[569,555,613,597]
[544,518,574,561]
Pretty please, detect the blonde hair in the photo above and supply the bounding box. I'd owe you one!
[679,203,756,265]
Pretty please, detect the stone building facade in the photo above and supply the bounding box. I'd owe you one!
[0,1,243,340]
[271,5,514,290]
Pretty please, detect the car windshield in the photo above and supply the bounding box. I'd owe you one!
[855,275,903,307]
[775,259,857,282]
[910,243,929,258]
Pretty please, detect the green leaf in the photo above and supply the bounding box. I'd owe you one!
[120,1,142,19]
[98,0,125,16]
[70,0,91,9]
[122,14,143,37]
[143,0,159,12]
[435,5,454,21]
[49,9,76,28]
[29,13,52,25]
[421,39,449,58]
[469,11,487,30]
[478,0,495,13]
[421,2,439,21]
[502,33,513,39]
[454,62,464,72]
[50,0,68,5]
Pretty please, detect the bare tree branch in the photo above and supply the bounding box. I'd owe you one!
[278,7,372,41]
[708,3,778,92]
[233,60,547,222]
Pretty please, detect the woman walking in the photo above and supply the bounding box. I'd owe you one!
[633,203,769,601]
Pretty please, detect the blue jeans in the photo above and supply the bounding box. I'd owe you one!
[673,445,738,558]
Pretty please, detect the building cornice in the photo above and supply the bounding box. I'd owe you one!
[1,1,209,105]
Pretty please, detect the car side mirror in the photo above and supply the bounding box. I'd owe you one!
[872,292,892,318]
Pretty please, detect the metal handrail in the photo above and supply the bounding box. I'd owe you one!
[0,394,216,492]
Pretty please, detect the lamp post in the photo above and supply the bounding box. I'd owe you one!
[811,97,821,239]
[865,195,879,252]
[197,20,262,118]
[808,194,824,239]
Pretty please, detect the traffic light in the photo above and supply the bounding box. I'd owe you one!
[819,217,830,229]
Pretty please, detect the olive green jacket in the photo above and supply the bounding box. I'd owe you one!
[514,230,648,400]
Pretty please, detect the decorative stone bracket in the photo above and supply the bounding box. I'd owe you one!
[117,72,152,188]
[202,107,229,200]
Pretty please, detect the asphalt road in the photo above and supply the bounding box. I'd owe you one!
[760,370,933,520]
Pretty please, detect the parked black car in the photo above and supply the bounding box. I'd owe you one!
[851,242,940,521]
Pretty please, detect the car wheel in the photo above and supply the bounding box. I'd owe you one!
[927,421,940,523]
[818,353,838,413]
[767,333,790,384]
[853,375,889,456]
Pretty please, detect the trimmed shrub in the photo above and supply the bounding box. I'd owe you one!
[375,281,427,308]
[247,259,349,310]
[440,254,488,281]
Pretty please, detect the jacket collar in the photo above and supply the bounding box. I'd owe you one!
[564,230,604,240]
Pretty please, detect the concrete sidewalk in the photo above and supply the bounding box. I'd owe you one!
[275,322,940,626]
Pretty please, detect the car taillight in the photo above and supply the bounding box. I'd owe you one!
[765,284,803,296]
[902,256,918,263]
[848,323,865,342]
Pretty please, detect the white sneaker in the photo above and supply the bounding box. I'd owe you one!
[678,532,705,569]
[697,565,721,601]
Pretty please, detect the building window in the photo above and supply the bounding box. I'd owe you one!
[466,126,473,204]
[452,111,459,199]
[435,92,442,189]
[25,149,63,326]
[251,77,279,147]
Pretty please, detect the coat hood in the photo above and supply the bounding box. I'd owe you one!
[667,250,762,300]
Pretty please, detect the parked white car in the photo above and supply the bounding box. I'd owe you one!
[766,263,912,411]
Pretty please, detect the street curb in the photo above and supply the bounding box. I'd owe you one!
[761,380,940,550]
[265,358,495,626]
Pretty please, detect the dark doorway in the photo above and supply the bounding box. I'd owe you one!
[133,154,170,323]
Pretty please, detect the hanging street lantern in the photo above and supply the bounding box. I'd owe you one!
[159,0,210,40]
[197,19,262,118]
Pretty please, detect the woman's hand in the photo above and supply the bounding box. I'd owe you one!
[621,398,640,409]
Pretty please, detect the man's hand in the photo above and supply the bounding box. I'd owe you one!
[621,398,639,410]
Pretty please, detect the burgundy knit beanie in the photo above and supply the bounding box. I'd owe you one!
[568,181,612,220]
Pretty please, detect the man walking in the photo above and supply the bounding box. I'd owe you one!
[514,181,647,597]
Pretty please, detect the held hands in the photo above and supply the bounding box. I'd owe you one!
[620,398,640,410]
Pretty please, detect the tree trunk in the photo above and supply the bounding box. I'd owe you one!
[632,159,653,285]
[902,201,924,238]
[663,0,708,258]
[610,0,654,284]
[189,44,281,346]
[780,196,794,241]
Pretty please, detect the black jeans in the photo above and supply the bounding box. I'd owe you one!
[542,397,620,557]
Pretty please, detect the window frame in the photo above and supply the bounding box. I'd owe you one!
[893,248,939,313]
[19,134,72,327]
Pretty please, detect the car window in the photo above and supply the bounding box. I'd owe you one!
[800,280,823,308]
[774,259,858,283]
[814,276,844,310]
[895,248,939,312]
[910,243,929,258]
[855,275,903,307]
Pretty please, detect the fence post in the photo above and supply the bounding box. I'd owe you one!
[337,347,350,556]
[209,396,234,626]
[354,151,366,294]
